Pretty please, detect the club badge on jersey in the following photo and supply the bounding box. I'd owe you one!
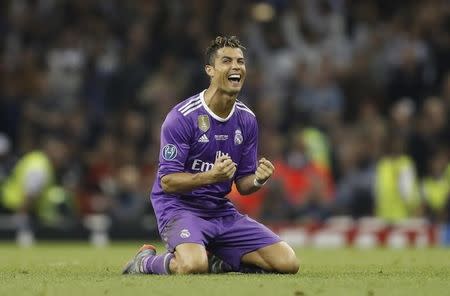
[234,129,243,145]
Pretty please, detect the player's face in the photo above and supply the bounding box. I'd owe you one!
[207,47,246,95]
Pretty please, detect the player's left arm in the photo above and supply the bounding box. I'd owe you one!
[235,157,274,195]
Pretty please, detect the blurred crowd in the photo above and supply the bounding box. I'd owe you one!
[0,0,449,230]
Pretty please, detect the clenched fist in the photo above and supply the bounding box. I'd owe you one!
[209,155,237,182]
[254,157,274,184]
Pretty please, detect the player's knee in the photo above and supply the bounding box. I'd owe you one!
[272,253,300,274]
[281,256,300,274]
[176,255,209,274]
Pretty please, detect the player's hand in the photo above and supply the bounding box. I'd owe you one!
[255,157,274,184]
[209,155,237,182]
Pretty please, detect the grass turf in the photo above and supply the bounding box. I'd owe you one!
[0,242,449,296]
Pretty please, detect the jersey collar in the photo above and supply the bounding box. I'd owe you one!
[200,90,236,122]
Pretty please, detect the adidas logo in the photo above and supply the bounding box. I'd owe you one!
[198,134,209,143]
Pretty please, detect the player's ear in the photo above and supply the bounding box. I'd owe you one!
[205,65,214,78]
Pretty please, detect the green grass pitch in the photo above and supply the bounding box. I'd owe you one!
[0,242,449,296]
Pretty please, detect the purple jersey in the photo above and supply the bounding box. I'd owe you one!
[151,90,258,231]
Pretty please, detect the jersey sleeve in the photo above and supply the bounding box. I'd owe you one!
[235,116,258,180]
[158,110,192,177]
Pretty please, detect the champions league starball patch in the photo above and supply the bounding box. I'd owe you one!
[162,144,177,160]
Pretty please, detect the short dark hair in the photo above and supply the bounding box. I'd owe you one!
[205,36,246,66]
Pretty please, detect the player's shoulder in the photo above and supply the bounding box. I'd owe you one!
[164,93,202,126]
[172,93,203,117]
[235,99,256,118]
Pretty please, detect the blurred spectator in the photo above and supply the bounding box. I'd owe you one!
[0,135,75,235]
[334,127,376,218]
[385,17,433,108]
[389,98,415,138]
[79,133,117,216]
[374,133,421,223]
[290,58,345,128]
[110,164,147,225]
[409,97,448,177]
[267,129,334,222]
[421,149,450,223]
[137,54,188,115]
[300,127,331,170]
[0,133,17,202]
[46,28,86,110]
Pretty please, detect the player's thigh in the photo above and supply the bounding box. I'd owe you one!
[242,241,299,274]
[160,212,216,252]
[211,213,281,271]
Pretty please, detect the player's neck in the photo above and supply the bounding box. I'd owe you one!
[204,87,237,119]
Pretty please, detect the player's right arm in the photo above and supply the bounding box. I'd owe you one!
[161,155,236,194]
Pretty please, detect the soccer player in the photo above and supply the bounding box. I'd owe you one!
[123,36,299,275]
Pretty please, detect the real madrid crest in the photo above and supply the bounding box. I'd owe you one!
[234,129,243,145]
[197,115,210,132]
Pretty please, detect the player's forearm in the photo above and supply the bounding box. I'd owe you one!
[160,172,216,194]
[235,174,264,195]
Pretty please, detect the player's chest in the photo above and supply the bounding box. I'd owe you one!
[191,116,244,156]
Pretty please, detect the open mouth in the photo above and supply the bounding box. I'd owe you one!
[228,74,241,84]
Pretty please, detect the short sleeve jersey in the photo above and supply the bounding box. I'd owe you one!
[151,90,258,231]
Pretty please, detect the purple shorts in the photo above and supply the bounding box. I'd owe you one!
[160,211,281,270]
